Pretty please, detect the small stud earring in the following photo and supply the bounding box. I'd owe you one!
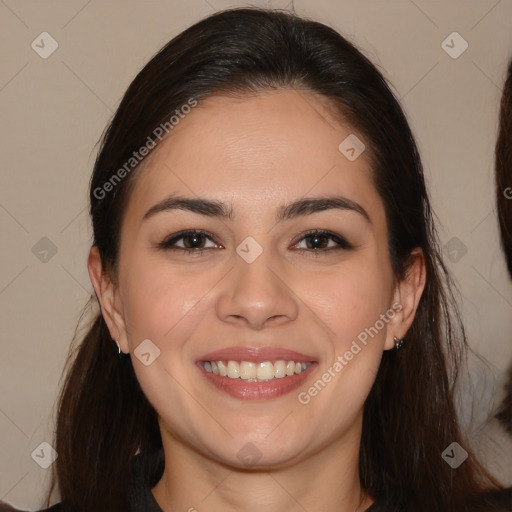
[393,336,404,350]
[114,336,121,355]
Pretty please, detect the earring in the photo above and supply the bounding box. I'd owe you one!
[114,336,122,356]
[393,336,404,350]
[114,336,130,359]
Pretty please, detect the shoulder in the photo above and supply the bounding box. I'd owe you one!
[363,486,512,511]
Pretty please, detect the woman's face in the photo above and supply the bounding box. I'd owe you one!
[102,89,408,468]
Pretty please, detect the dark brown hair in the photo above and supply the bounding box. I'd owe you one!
[495,57,512,279]
[495,58,512,435]
[38,7,506,511]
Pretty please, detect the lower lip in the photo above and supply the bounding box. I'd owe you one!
[196,362,318,400]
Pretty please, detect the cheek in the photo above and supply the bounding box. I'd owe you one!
[294,256,393,412]
[119,252,209,345]
[119,259,217,434]
[298,258,393,347]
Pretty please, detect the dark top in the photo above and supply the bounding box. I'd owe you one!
[1,448,511,511]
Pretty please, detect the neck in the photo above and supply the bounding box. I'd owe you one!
[152,415,373,512]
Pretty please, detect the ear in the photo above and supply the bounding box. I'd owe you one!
[384,247,426,351]
[87,245,129,353]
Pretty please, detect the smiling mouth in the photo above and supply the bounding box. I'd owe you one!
[196,359,318,400]
[202,359,312,381]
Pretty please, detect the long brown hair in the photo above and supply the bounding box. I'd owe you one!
[495,58,512,435]
[39,8,505,511]
[496,57,512,279]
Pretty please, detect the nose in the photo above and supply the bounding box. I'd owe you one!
[215,248,299,330]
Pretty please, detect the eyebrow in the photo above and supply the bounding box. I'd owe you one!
[142,195,371,224]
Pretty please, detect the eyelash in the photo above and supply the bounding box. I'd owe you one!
[157,229,353,256]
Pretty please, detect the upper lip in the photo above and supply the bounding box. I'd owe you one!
[197,346,317,363]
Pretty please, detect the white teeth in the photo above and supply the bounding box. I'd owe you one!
[227,361,239,379]
[240,361,256,380]
[203,359,312,381]
[217,360,227,377]
[256,361,274,381]
[274,360,286,379]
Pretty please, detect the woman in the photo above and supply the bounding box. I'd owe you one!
[3,7,511,512]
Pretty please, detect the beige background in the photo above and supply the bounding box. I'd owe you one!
[1,0,512,509]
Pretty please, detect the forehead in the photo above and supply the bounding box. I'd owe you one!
[123,89,383,224]
[161,89,359,173]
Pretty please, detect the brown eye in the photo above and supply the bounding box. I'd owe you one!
[158,230,220,252]
[181,232,208,249]
[304,233,330,250]
[293,230,353,252]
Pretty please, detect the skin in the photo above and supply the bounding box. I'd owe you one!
[88,89,426,512]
